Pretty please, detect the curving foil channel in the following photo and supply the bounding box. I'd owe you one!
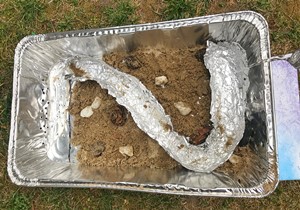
[62,41,250,172]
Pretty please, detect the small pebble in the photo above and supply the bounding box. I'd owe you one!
[92,142,106,157]
[174,102,192,116]
[111,105,128,126]
[91,96,101,109]
[189,126,211,145]
[119,145,134,157]
[229,154,241,164]
[155,76,168,87]
[80,106,93,118]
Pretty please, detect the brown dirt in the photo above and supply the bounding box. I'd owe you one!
[103,46,212,138]
[69,62,86,77]
[69,80,179,169]
[216,146,263,186]
[69,46,212,169]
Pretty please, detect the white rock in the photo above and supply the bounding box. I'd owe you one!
[119,145,134,157]
[155,76,168,87]
[228,154,241,164]
[91,96,101,109]
[174,102,192,116]
[80,106,94,118]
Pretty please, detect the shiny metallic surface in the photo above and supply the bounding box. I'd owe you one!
[203,41,250,171]
[288,49,300,69]
[8,11,278,197]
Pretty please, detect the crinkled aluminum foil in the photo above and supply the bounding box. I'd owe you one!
[64,41,249,172]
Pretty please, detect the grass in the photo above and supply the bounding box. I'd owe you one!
[7,191,31,210]
[162,0,197,20]
[103,0,137,26]
[16,0,45,23]
[0,0,300,209]
[161,0,212,20]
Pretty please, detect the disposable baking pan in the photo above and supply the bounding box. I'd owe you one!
[8,11,278,197]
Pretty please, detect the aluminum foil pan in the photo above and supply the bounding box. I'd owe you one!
[8,11,278,197]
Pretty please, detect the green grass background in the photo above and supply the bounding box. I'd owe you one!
[1,0,300,209]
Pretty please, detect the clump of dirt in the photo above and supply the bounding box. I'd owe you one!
[69,62,86,77]
[69,80,179,169]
